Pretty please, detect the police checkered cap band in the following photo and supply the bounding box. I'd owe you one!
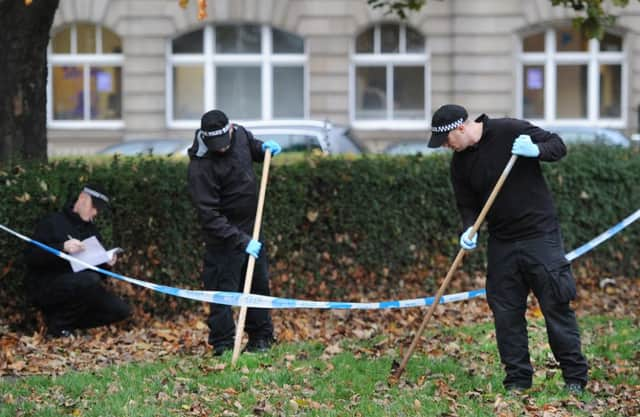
[431,117,464,133]
[201,123,231,137]
[83,187,109,204]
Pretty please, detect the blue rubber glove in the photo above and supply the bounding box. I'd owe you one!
[511,134,540,158]
[460,227,478,251]
[262,140,282,156]
[245,239,262,258]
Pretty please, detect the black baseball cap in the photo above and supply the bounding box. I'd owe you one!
[199,109,232,151]
[82,183,110,213]
[428,104,468,148]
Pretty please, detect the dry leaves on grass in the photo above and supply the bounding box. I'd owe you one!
[0,274,639,417]
[0,271,638,377]
[1,268,639,417]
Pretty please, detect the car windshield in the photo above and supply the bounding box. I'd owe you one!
[241,121,363,156]
[548,127,630,148]
[328,127,362,154]
[98,140,189,156]
[251,132,324,155]
[153,141,187,155]
[99,142,153,155]
[385,142,446,156]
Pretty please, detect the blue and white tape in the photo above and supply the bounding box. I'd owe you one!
[1,208,638,309]
[564,209,640,261]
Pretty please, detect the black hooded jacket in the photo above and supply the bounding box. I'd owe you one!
[24,202,103,295]
[187,125,266,250]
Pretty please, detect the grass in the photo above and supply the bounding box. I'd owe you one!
[1,315,638,417]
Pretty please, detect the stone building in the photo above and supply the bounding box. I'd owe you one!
[47,0,640,155]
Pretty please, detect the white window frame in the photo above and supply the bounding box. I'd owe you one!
[167,25,308,129]
[47,24,124,130]
[516,27,627,128]
[350,23,430,131]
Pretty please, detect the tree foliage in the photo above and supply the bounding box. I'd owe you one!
[367,0,639,39]
[178,0,209,20]
[367,0,430,19]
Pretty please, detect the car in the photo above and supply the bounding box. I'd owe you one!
[545,126,631,148]
[97,139,190,156]
[384,140,448,156]
[175,119,363,157]
[99,120,363,158]
[240,120,363,156]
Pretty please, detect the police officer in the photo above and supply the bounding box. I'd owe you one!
[187,109,281,356]
[427,104,588,394]
[24,184,131,337]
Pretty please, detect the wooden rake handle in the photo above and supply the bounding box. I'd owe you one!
[390,154,518,381]
[232,149,272,365]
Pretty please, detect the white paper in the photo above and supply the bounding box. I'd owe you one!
[106,247,123,260]
[69,236,119,272]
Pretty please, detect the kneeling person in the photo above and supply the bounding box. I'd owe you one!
[24,184,132,337]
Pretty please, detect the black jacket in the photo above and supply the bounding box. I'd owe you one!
[24,203,103,294]
[451,114,566,241]
[187,125,266,249]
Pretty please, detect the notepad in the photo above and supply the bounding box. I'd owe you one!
[68,236,122,272]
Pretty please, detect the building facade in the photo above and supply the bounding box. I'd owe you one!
[47,0,640,155]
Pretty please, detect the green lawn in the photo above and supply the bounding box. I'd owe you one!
[1,315,638,417]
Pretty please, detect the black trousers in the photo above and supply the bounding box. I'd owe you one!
[201,245,274,348]
[35,271,131,333]
[486,229,588,388]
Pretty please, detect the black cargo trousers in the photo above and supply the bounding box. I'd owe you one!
[486,229,588,389]
[201,244,274,349]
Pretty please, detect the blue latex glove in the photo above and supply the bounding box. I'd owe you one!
[245,239,262,258]
[511,134,540,158]
[262,140,282,156]
[460,227,478,251]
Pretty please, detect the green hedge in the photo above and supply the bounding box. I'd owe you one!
[1,146,638,321]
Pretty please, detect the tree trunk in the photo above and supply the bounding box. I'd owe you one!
[0,0,59,165]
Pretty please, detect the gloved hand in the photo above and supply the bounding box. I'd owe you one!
[262,140,282,156]
[459,227,478,251]
[511,134,540,158]
[245,239,262,258]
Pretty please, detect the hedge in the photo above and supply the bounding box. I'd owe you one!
[1,146,638,322]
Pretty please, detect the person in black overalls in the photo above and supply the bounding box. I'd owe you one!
[187,109,282,356]
[427,104,588,394]
[24,184,131,337]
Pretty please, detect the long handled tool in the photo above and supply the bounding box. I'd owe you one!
[390,154,518,382]
[232,149,272,365]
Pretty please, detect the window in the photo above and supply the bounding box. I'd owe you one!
[351,23,429,129]
[168,25,307,126]
[519,26,626,126]
[48,23,123,127]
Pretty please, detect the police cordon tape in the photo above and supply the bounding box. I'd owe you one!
[1,208,639,309]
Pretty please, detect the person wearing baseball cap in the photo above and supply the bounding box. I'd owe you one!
[187,109,281,356]
[24,184,131,338]
[428,104,588,394]
[196,109,233,153]
[427,104,469,149]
